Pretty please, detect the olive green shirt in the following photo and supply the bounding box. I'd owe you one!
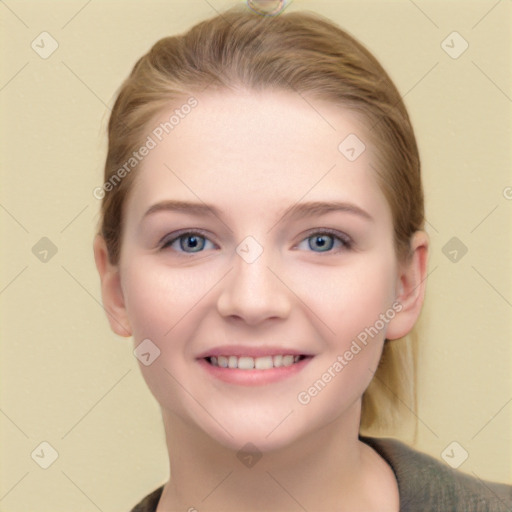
[130,436,512,511]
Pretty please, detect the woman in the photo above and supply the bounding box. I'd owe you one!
[93,4,512,511]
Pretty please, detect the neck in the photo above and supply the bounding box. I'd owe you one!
[156,402,390,512]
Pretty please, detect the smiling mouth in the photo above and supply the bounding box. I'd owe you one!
[205,354,309,370]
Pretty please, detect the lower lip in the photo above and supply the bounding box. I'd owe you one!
[197,357,313,386]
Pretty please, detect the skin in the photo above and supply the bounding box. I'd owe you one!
[94,89,428,511]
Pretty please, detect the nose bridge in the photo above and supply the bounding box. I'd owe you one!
[216,235,291,323]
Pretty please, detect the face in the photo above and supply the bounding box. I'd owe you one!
[113,90,404,451]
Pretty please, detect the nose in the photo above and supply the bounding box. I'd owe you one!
[216,246,292,325]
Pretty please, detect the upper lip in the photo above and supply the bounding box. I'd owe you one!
[196,345,315,359]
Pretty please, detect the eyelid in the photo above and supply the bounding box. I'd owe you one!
[159,228,216,248]
[297,228,353,247]
[159,227,353,252]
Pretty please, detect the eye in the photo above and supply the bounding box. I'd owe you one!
[297,230,352,253]
[161,231,216,253]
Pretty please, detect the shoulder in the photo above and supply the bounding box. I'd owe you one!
[361,436,512,512]
[130,485,164,512]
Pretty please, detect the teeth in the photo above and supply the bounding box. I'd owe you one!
[238,356,255,370]
[208,354,304,370]
[255,356,273,370]
[282,355,294,367]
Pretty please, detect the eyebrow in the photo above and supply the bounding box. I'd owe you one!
[143,200,223,220]
[142,199,374,223]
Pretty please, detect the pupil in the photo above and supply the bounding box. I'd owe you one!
[310,235,333,252]
[180,235,203,252]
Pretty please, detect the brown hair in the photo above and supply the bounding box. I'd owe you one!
[98,5,424,433]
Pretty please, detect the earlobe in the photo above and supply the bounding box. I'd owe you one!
[386,230,429,341]
[93,234,132,337]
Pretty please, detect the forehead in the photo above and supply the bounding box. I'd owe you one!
[124,89,390,225]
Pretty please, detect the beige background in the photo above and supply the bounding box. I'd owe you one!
[1,1,511,511]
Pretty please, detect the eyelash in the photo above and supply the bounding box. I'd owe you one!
[159,228,353,255]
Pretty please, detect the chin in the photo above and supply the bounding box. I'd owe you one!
[208,424,304,455]
[191,405,332,456]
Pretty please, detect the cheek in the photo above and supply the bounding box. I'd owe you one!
[293,262,396,426]
[119,244,398,423]
[122,258,212,341]
[294,250,398,345]
[120,258,216,412]
[293,252,397,395]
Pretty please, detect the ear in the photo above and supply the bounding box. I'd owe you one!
[93,234,132,337]
[386,230,429,340]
